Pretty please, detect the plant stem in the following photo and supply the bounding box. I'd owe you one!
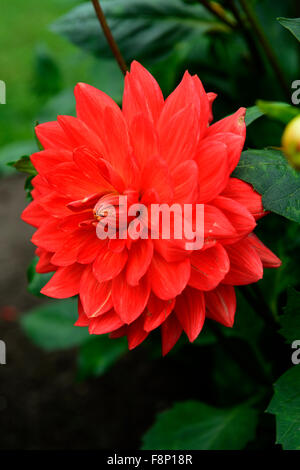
[91,0,128,76]
[198,0,236,28]
[225,0,264,71]
[238,0,290,100]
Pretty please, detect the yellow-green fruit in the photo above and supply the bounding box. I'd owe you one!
[282,115,300,170]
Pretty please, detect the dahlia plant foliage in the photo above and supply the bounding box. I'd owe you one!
[11,0,300,451]
[22,62,281,355]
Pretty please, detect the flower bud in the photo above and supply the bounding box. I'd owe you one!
[282,115,300,170]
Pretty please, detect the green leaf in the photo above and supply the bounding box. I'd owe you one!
[278,17,300,42]
[267,365,300,450]
[24,175,34,201]
[77,336,127,380]
[245,106,264,127]
[20,298,89,351]
[257,100,299,124]
[27,257,53,297]
[0,140,36,176]
[142,401,258,450]
[233,149,300,223]
[279,288,300,343]
[51,0,229,63]
[32,44,62,98]
[8,155,37,176]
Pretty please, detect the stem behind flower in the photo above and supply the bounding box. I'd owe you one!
[238,0,290,100]
[91,0,128,76]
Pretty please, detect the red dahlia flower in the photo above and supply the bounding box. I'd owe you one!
[22,61,281,355]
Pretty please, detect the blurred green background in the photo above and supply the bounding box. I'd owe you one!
[0,0,299,451]
[0,0,123,174]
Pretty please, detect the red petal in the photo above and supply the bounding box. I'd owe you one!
[35,249,56,274]
[46,162,102,199]
[247,233,281,268]
[204,205,237,240]
[73,146,113,191]
[112,271,151,324]
[129,114,159,170]
[140,156,173,203]
[207,107,246,138]
[123,61,164,125]
[75,298,90,327]
[149,253,190,300]
[109,325,128,339]
[212,196,256,238]
[192,75,210,138]
[80,265,112,317]
[41,263,84,298]
[103,107,139,187]
[205,132,244,174]
[89,309,124,334]
[221,178,265,219]
[175,287,205,342]
[31,149,72,174]
[35,121,73,151]
[50,229,100,267]
[158,104,199,169]
[205,284,236,327]
[74,82,120,143]
[171,160,199,204]
[223,238,263,285]
[126,239,153,286]
[153,238,190,263]
[31,218,66,252]
[58,212,93,232]
[189,244,230,291]
[195,140,229,202]
[161,314,182,356]
[21,201,47,228]
[37,192,71,218]
[144,294,175,332]
[77,233,106,264]
[93,248,128,283]
[97,158,125,193]
[127,315,149,350]
[207,92,217,123]
[51,230,83,266]
[160,71,197,122]
[57,115,106,155]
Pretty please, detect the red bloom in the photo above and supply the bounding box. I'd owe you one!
[22,61,281,355]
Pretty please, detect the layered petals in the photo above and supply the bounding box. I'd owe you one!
[161,315,182,356]
[205,284,236,327]
[221,178,265,219]
[112,271,151,324]
[223,238,264,285]
[195,141,229,202]
[41,263,84,298]
[149,254,191,300]
[189,244,230,291]
[247,233,281,268]
[123,61,164,125]
[80,266,113,318]
[175,287,205,342]
[21,61,281,355]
